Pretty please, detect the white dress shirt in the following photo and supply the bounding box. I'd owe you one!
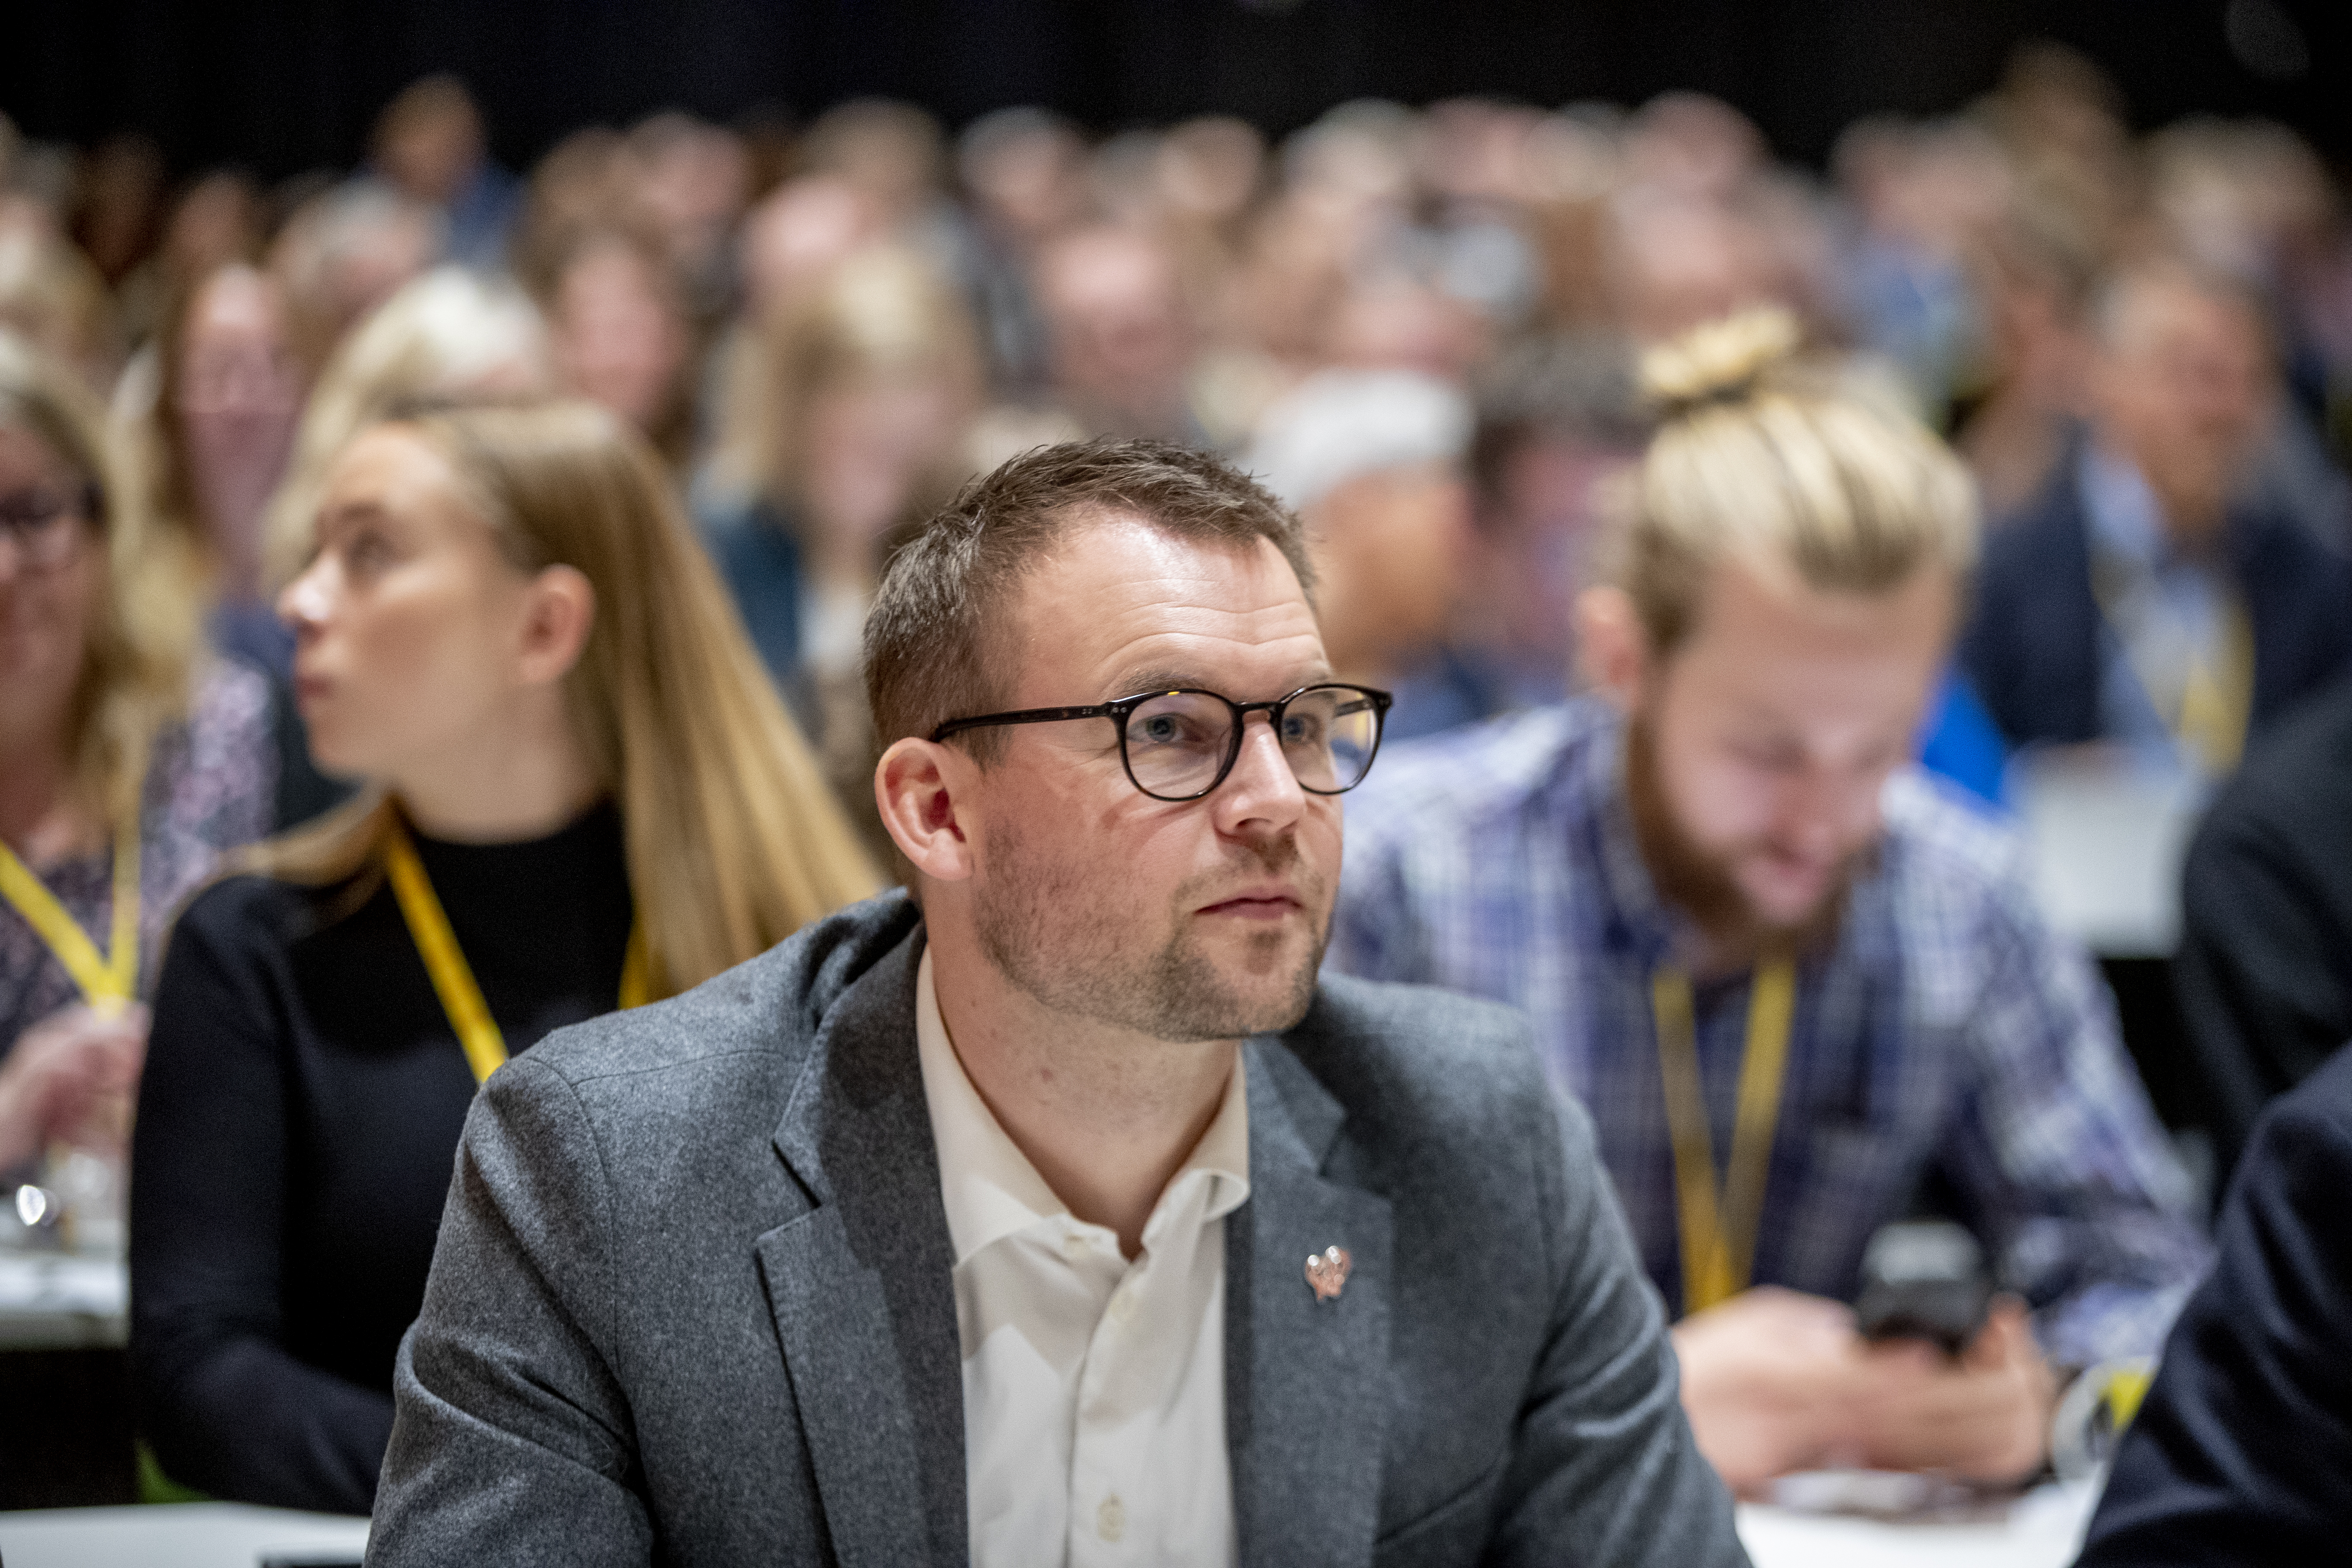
[915,949,1249,1568]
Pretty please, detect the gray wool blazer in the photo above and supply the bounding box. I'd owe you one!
[366,891,1745,1568]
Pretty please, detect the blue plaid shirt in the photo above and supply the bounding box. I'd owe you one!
[1330,697,2209,1368]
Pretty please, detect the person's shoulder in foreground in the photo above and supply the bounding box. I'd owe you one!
[2074,1039,2352,1566]
[2173,677,2352,1171]
[365,889,1745,1568]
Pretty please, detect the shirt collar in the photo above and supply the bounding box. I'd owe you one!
[2079,443,2171,568]
[914,946,1250,1268]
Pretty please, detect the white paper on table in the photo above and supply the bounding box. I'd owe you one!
[0,1253,129,1315]
[2008,745,2207,959]
[1737,1475,2102,1568]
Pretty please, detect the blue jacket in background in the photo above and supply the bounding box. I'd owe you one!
[1958,450,2352,753]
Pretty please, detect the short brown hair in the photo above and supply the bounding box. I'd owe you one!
[866,437,1314,762]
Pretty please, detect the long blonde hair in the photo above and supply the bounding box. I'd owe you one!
[251,400,880,995]
[1613,307,1979,655]
[0,330,198,827]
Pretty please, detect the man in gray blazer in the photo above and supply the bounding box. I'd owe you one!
[368,438,1744,1566]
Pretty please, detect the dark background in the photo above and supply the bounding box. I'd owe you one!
[2,0,2341,179]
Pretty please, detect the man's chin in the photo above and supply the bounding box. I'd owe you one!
[1742,885,1834,932]
[1185,943,1323,1039]
[1725,862,1860,956]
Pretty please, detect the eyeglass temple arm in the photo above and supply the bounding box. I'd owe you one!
[928,703,1116,743]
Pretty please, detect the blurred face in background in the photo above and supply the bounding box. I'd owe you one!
[1325,276,1484,381]
[73,135,165,285]
[0,420,99,749]
[177,264,304,577]
[2089,272,2271,542]
[1156,117,1265,233]
[548,237,690,435]
[738,178,885,324]
[377,83,486,207]
[1472,434,1630,682]
[801,101,946,231]
[799,375,966,567]
[1305,459,1472,677]
[159,174,266,294]
[959,113,1090,249]
[1036,227,1194,436]
[1610,199,1778,346]
[625,116,750,282]
[280,425,574,782]
[1590,555,1955,944]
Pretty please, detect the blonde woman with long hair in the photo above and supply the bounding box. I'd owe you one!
[0,331,272,1176]
[129,399,878,1514]
[254,264,553,827]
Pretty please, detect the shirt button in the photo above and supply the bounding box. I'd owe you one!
[1109,1287,1139,1324]
[1063,1231,1090,1259]
[1097,1494,1126,1542]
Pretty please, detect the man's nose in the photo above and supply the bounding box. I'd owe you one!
[1213,714,1308,833]
[1776,767,1866,854]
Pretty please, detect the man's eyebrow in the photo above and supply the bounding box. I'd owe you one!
[1104,663,1335,699]
[1108,667,1207,696]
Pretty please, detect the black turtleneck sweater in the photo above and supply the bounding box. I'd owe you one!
[129,804,634,1516]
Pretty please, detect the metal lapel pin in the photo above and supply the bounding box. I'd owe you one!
[1305,1244,1351,1303]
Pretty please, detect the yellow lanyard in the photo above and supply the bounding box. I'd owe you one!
[2174,598,2255,776]
[382,819,652,1085]
[1651,954,1796,1316]
[0,814,141,1020]
[2091,556,2256,775]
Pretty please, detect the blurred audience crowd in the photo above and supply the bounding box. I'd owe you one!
[7,37,2352,1518]
[4,52,2352,799]
[7,47,2351,822]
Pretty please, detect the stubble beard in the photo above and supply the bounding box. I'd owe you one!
[974,817,1327,1044]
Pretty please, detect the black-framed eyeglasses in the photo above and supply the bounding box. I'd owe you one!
[0,485,95,573]
[931,683,1395,802]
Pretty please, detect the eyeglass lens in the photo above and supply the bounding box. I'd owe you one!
[1124,687,1381,799]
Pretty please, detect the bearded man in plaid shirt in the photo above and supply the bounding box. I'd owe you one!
[1331,312,2209,1493]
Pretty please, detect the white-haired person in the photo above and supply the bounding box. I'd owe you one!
[1331,309,2210,1491]
[1244,368,1490,740]
[130,401,878,1515]
[0,332,273,1177]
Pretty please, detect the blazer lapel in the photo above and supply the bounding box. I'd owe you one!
[756,927,967,1568]
[1228,1035,1396,1568]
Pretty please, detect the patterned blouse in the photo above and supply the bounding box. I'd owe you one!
[1,662,276,1054]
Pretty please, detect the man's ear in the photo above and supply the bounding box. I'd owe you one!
[876,738,977,883]
[1575,585,1648,713]
[516,564,596,687]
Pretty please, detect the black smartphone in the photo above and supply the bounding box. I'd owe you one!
[1853,1219,1995,1356]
